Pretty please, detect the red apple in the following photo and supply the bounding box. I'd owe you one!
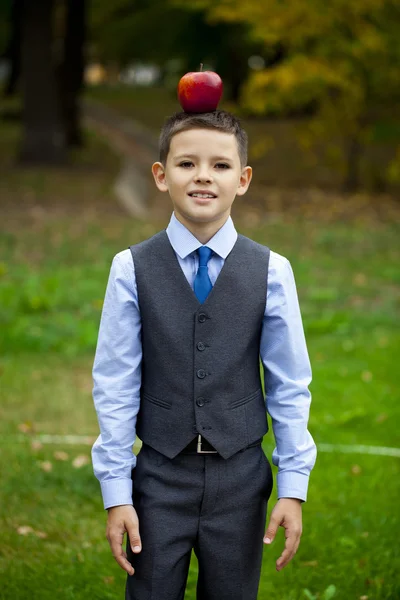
[177,68,223,113]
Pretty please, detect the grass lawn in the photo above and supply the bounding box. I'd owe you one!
[1,116,399,600]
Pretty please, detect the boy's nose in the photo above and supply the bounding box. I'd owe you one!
[195,171,213,183]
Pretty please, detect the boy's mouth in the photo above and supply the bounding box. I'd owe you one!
[188,192,217,199]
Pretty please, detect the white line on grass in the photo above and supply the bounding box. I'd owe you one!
[317,443,400,458]
[6,435,400,457]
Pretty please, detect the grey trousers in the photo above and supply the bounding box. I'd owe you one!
[125,442,273,600]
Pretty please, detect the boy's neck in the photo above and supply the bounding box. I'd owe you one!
[174,212,230,245]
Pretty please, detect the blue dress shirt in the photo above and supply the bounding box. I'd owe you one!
[91,212,317,509]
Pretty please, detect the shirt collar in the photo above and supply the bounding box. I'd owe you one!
[166,212,238,259]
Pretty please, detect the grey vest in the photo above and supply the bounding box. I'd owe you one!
[129,230,270,460]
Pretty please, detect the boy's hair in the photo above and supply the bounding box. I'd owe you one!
[159,110,248,167]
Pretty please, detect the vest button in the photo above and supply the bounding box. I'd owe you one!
[196,369,206,379]
[197,342,206,351]
[196,397,205,407]
[192,425,198,433]
[198,313,207,323]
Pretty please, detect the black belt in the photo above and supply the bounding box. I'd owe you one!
[180,434,263,455]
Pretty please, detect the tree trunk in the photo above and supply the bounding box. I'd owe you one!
[342,135,362,193]
[58,0,86,147]
[215,31,250,104]
[3,0,22,97]
[19,0,66,164]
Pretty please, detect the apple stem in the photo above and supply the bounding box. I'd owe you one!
[200,63,203,72]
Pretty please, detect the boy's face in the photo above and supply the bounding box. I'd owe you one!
[152,128,252,231]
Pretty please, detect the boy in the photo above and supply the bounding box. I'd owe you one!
[91,109,317,600]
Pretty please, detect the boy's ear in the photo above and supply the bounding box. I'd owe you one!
[152,162,168,192]
[236,166,252,196]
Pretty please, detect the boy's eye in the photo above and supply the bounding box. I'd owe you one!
[178,162,230,169]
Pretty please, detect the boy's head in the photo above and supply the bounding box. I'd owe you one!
[159,110,248,168]
[152,110,252,232]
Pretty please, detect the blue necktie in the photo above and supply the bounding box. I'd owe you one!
[194,246,213,303]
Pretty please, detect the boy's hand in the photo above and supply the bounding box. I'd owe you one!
[263,498,303,571]
[106,505,142,575]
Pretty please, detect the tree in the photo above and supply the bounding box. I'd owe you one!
[2,0,21,97]
[1,0,87,161]
[184,0,400,191]
[57,0,86,146]
[88,0,267,103]
[19,0,66,164]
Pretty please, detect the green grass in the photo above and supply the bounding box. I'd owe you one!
[1,117,400,599]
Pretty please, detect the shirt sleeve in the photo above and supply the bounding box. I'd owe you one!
[91,251,142,510]
[260,253,317,502]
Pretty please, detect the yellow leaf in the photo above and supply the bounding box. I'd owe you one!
[17,526,34,535]
[351,465,362,475]
[72,455,90,468]
[376,413,388,423]
[353,273,367,286]
[54,451,69,461]
[361,371,373,382]
[34,531,48,539]
[18,422,33,433]
[31,440,43,451]
[39,461,53,472]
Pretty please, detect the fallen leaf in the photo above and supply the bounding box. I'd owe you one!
[92,299,104,310]
[361,532,369,538]
[102,576,115,585]
[54,451,69,461]
[72,455,90,468]
[17,525,34,535]
[18,422,33,433]
[376,413,387,423]
[31,440,43,450]
[360,596,369,599]
[361,371,373,382]
[38,461,53,472]
[300,560,318,567]
[353,273,367,286]
[351,464,362,475]
[82,541,92,548]
[77,552,84,563]
[35,531,48,539]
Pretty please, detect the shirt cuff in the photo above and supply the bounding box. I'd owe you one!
[277,471,310,503]
[100,478,134,510]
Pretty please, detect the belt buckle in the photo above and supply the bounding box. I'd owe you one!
[197,434,218,454]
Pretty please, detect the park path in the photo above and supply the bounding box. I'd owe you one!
[83,99,172,222]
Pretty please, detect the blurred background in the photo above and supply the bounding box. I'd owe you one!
[0,1,399,599]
